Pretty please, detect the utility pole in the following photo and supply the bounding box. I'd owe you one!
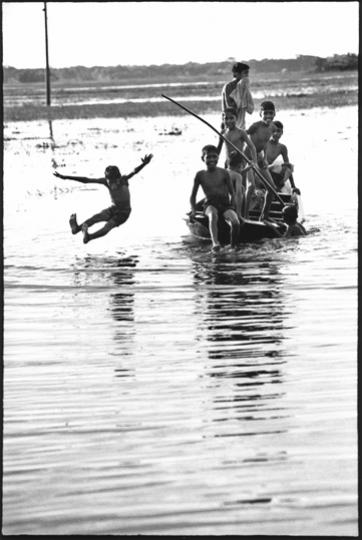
[43,2,51,106]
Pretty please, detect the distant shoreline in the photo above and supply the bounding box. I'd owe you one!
[4,69,358,122]
[4,92,357,123]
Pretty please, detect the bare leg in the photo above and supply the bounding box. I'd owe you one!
[82,210,110,228]
[69,213,81,234]
[243,169,255,219]
[259,169,277,221]
[205,206,220,249]
[260,190,274,221]
[224,209,240,247]
[82,221,117,244]
[234,177,245,219]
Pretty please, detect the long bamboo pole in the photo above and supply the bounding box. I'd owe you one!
[161,94,285,205]
[43,2,51,106]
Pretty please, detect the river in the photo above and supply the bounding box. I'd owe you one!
[3,105,357,535]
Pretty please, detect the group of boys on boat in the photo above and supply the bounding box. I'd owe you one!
[189,61,305,250]
[53,61,306,248]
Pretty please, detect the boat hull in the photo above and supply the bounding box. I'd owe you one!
[186,193,293,245]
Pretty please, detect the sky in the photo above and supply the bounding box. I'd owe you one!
[2,1,359,68]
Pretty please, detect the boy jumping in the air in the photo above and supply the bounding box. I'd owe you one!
[53,154,153,243]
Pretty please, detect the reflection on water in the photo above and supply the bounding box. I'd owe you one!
[75,254,139,379]
[192,253,288,442]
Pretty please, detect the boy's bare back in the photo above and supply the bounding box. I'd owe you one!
[247,121,273,153]
[105,176,131,209]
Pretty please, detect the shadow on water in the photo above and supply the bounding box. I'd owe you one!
[189,245,290,439]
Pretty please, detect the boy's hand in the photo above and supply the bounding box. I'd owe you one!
[142,154,153,165]
[53,171,64,179]
[293,188,301,195]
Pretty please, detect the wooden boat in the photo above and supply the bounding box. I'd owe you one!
[185,193,294,245]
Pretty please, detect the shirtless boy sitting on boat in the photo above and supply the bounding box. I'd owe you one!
[190,145,239,251]
[217,108,257,219]
[53,154,153,243]
[265,120,300,195]
[246,100,278,221]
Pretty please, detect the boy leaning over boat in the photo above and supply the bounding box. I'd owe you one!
[190,145,240,251]
[265,120,300,196]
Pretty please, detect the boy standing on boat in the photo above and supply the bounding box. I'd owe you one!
[246,100,278,221]
[190,145,240,251]
[227,152,246,219]
[217,108,257,219]
[53,154,153,243]
[221,62,254,129]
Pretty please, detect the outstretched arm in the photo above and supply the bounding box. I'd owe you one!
[125,153,153,180]
[53,171,106,185]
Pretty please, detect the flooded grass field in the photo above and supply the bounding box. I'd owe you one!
[3,103,358,534]
[3,70,358,121]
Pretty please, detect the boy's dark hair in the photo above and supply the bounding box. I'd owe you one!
[223,107,237,117]
[260,100,275,112]
[232,62,249,73]
[229,152,243,168]
[201,144,219,157]
[282,204,298,224]
[105,165,121,179]
[273,120,283,130]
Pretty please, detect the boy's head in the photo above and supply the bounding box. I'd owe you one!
[201,145,219,168]
[232,62,249,79]
[228,151,243,170]
[282,204,298,225]
[223,107,237,128]
[105,165,121,180]
[271,120,283,141]
[260,100,276,125]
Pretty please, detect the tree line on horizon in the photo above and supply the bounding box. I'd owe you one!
[3,53,358,84]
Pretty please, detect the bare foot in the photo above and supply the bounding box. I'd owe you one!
[69,213,80,234]
[82,223,90,244]
[211,244,221,253]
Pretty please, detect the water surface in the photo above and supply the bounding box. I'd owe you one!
[3,106,358,535]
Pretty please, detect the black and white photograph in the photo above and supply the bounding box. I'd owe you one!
[2,1,358,535]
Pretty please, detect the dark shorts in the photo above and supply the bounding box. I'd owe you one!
[204,198,232,215]
[100,205,131,226]
[270,171,284,190]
